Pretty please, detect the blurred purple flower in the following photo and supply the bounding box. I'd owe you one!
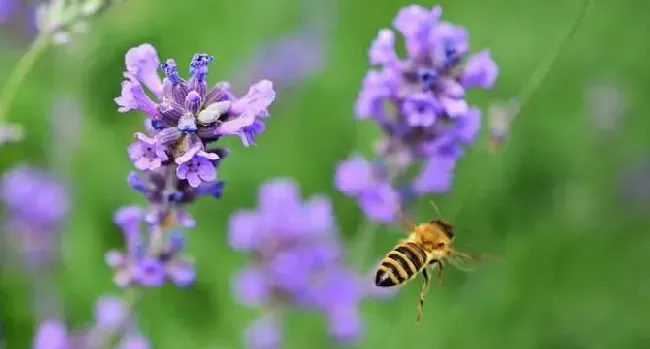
[0,0,18,24]
[32,296,148,349]
[244,314,282,349]
[33,319,67,349]
[339,4,498,222]
[108,43,275,287]
[229,178,373,346]
[229,27,326,95]
[335,156,400,223]
[0,165,68,268]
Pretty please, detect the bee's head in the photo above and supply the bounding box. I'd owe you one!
[430,219,455,240]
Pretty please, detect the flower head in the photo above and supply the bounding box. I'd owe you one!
[341,5,498,222]
[115,43,275,188]
[229,178,367,345]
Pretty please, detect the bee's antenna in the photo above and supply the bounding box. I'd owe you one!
[428,200,444,220]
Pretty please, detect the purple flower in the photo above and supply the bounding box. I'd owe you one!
[0,165,68,269]
[229,178,366,345]
[0,165,68,227]
[106,207,195,287]
[128,133,168,171]
[244,314,282,349]
[95,295,128,332]
[335,156,400,223]
[229,27,326,94]
[175,151,218,188]
[111,43,275,291]
[0,0,18,24]
[33,319,68,349]
[340,4,498,221]
[463,50,499,89]
[32,296,148,349]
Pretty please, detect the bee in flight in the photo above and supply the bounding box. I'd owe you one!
[374,202,488,322]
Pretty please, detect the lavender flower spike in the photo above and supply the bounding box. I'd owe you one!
[230,178,389,346]
[115,43,276,186]
[0,165,68,268]
[339,4,498,222]
[32,295,149,349]
[108,43,274,288]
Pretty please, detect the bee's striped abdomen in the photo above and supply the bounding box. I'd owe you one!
[375,242,427,287]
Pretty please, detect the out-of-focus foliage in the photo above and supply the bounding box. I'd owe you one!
[1,0,649,348]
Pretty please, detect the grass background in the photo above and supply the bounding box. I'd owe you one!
[1,0,650,348]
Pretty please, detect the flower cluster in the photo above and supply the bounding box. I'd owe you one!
[0,164,68,268]
[230,178,383,347]
[33,295,149,349]
[337,4,498,222]
[107,43,275,287]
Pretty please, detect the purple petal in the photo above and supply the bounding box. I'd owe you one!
[369,29,396,65]
[257,178,302,214]
[231,80,276,115]
[174,143,201,165]
[335,156,373,195]
[232,265,270,307]
[326,307,363,345]
[439,96,468,118]
[176,163,189,180]
[392,5,434,37]
[124,43,163,96]
[244,315,282,349]
[114,77,158,116]
[165,259,195,287]
[354,69,397,119]
[95,295,128,331]
[213,110,256,141]
[413,155,456,193]
[186,171,202,188]
[117,334,150,349]
[196,159,217,182]
[358,183,400,223]
[463,50,498,89]
[455,107,481,143]
[228,210,261,251]
[303,195,335,235]
[33,319,68,349]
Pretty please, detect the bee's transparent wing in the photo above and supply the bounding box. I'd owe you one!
[445,251,479,272]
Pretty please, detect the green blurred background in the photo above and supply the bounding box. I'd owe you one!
[1,0,650,347]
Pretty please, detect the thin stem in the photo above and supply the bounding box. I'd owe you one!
[512,0,592,118]
[0,33,50,124]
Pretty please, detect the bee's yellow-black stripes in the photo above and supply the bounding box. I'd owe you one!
[375,242,428,287]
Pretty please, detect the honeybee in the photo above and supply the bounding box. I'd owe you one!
[374,202,488,322]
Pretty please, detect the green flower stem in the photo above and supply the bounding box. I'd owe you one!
[0,33,50,124]
[512,0,592,121]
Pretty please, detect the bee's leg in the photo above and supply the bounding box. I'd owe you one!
[416,269,430,323]
[436,261,444,287]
